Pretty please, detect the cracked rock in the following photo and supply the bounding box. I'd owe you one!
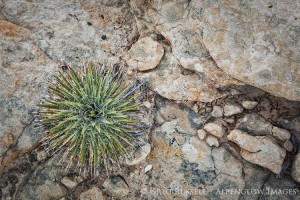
[182,137,214,171]
[123,37,164,71]
[212,147,243,178]
[137,52,222,102]
[0,19,56,171]
[228,129,286,174]
[157,99,203,135]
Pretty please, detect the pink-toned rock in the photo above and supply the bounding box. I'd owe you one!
[227,130,261,153]
[138,53,222,102]
[242,101,258,110]
[204,122,226,138]
[123,37,164,71]
[0,20,57,171]
[272,126,291,141]
[228,129,286,174]
[224,102,244,116]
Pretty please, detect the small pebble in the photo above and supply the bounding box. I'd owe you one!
[211,106,223,118]
[206,135,219,147]
[144,164,153,173]
[193,104,199,112]
[242,101,258,109]
[127,68,133,75]
[61,177,78,189]
[37,150,47,161]
[143,101,152,108]
[204,122,226,138]
[272,126,291,141]
[155,112,165,125]
[75,176,84,183]
[224,102,244,116]
[197,129,207,140]
[4,133,14,147]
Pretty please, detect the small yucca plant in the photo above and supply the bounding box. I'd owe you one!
[39,63,140,175]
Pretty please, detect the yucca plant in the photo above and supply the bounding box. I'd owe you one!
[39,63,140,175]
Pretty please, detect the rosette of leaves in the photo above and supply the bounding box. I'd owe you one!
[39,63,140,175]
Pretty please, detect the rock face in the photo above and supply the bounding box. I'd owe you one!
[132,0,300,101]
[14,158,68,200]
[283,140,293,152]
[212,147,243,178]
[200,0,300,101]
[1,0,138,66]
[0,20,56,171]
[123,37,164,71]
[132,0,242,90]
[228,129,286,174]
[1,0,300,200]
[0,0,139,172]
